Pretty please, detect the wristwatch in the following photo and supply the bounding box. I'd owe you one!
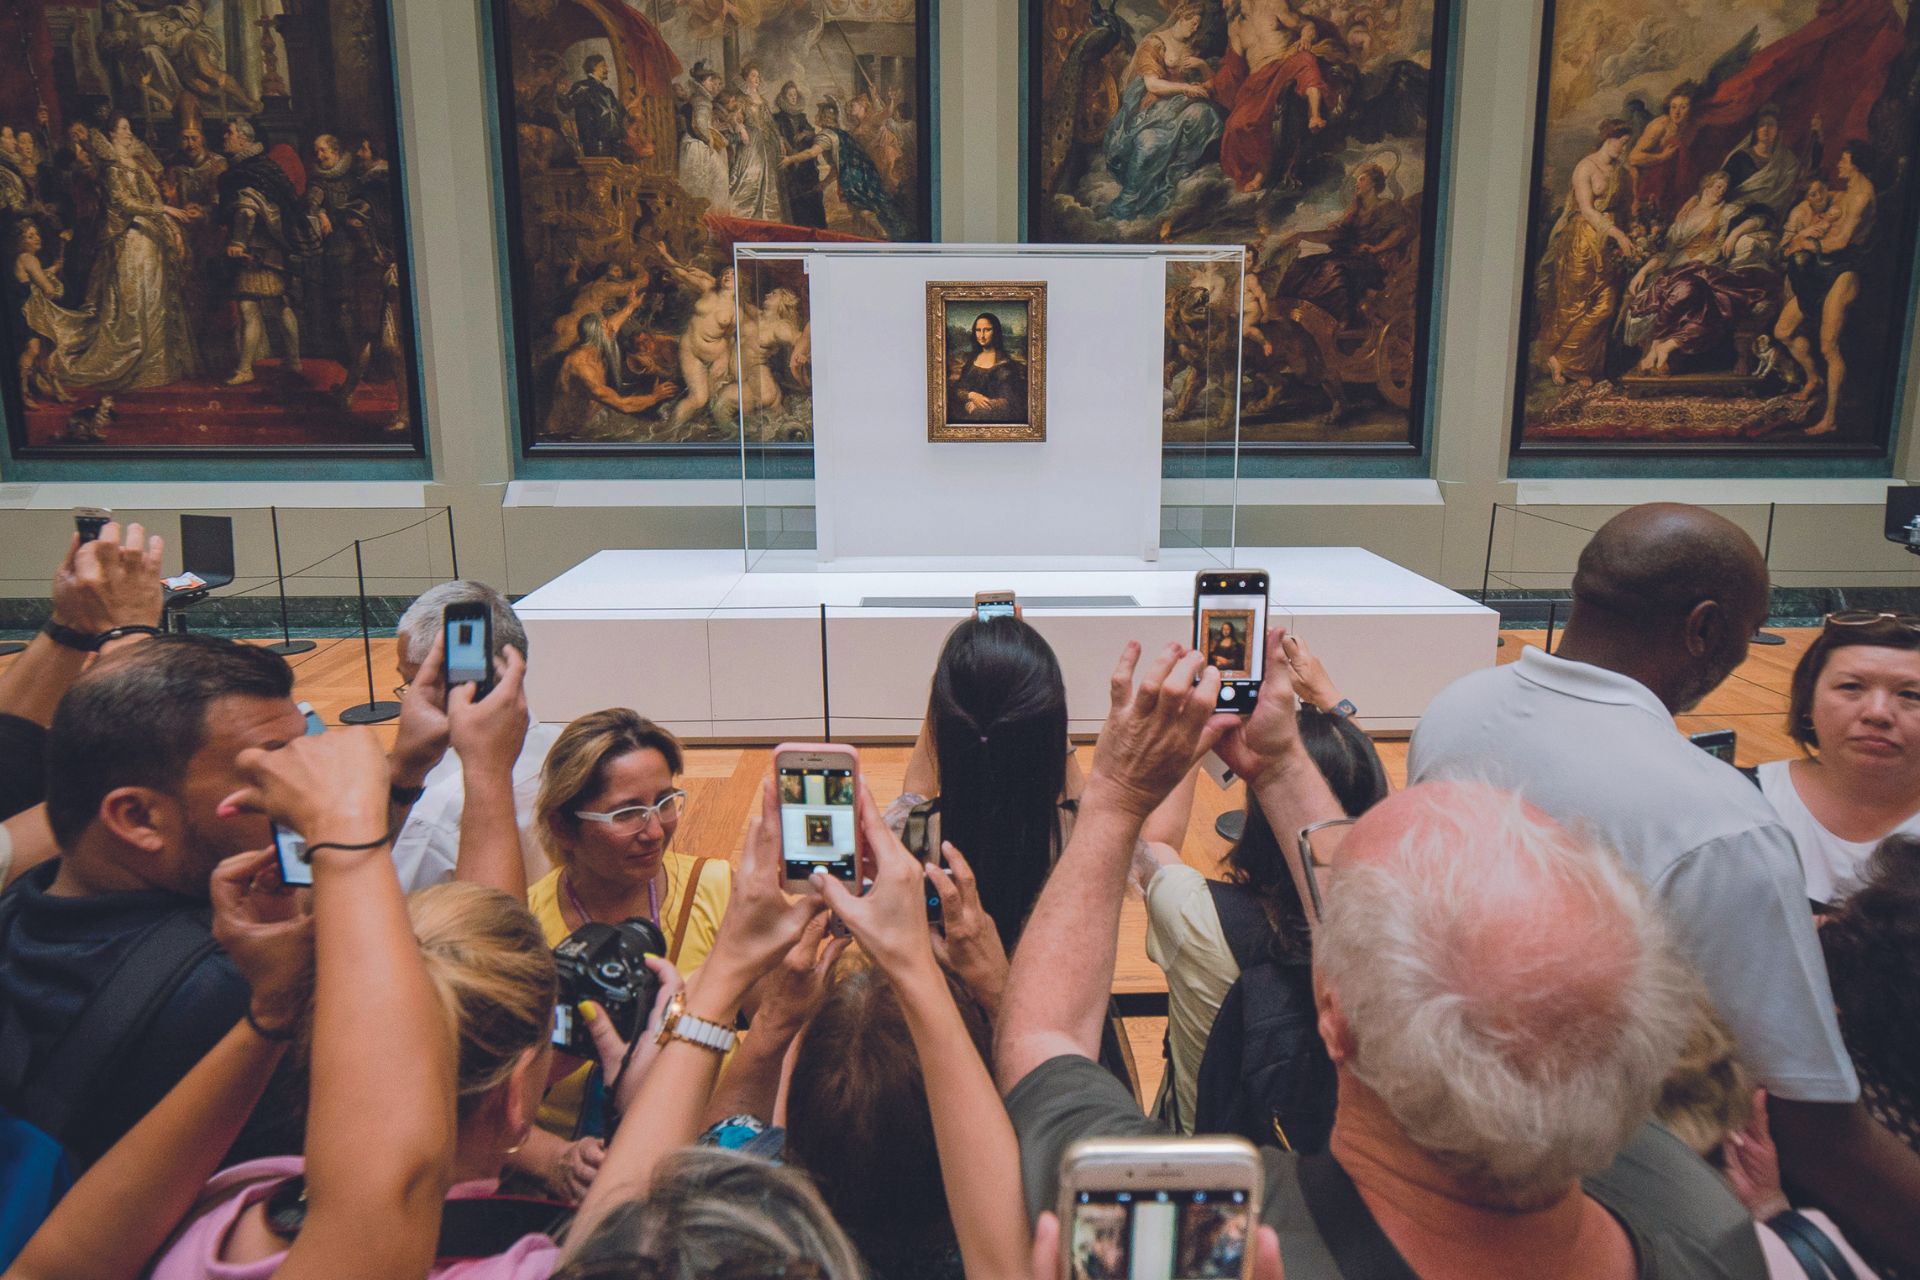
[655,990,738,1054]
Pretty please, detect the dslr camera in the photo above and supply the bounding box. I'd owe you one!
[550,918,666,1058]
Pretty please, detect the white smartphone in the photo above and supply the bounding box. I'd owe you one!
[1057,1136,1263,1280]
[272,821,313,889]
[773,743,862,890]
[1195,571,1270,715]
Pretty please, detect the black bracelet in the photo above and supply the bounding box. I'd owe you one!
[389,782,427,806]
[245,1006,298,1043]
[97,625,164,647]
[40,619,99,651]
[304,831,397,858]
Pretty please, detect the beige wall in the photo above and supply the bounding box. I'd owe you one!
[3,0,1917,601]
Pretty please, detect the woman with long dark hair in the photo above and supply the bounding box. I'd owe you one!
[893,616,1073,949]
[1137,631,1388,1132]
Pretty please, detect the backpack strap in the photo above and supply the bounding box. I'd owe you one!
[15,911,219,1142]
[1206,880,1275,973]
[1295,1152,1420,1280]
[667,858,711,966]
[1766,1210,1856,1280]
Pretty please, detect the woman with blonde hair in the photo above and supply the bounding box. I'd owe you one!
[519,708,733,1196]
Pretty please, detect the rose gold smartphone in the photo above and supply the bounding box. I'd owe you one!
[772,743,862,890]
[974,590,1017,622]
[1057,1136,1263,1280]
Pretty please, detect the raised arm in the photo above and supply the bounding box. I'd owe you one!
[447,645,531,896]
[229,731,459,1280]
[701,913,844,1128]
[570,777,824,1250]
[0,523,164,727]
[6,851,312,1280]
[818,788,1030,1280]
[996,643,1221,1090]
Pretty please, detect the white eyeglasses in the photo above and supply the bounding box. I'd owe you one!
[575,790,687,831]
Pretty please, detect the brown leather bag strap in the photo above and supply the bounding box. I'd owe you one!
[667,857,711,966]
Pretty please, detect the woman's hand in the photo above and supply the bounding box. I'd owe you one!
[815,785,941,980]
[551,1137,605,1204]
[1723,1088,1791,1222]
[1279,632,1342,713]
[446,644,529,776]
[702,778,830,990]
[929,842,1009,1016]
[228,730,392,854]
[209,847,314,1034]
[583,955,686,1117]
[1211,627,1310,785]
[743,911,848,1044]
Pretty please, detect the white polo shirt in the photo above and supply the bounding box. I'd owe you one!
[1409,646,1859,1105]
[389,710,562,894]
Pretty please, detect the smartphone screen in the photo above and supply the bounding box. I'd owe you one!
[975,592,1017,622]
[1195,573,1269,714]
[443,606,492,692]
[273,822,313,888]
[778,762,858,883]
[1067,1187,1254,1280]
[1689,729,1737,764]
[73,507,111,543]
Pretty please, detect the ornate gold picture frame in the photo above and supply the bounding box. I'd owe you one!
[926,282,1048,442]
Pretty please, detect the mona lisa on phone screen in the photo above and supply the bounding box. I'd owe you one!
[1194,571,1269,714]
[774,743,861,889]
[1058,1137,1262,1280]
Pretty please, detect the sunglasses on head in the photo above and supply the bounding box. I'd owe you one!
[1825,610,1920,634]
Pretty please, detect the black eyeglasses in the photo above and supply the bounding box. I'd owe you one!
[1295,818,1355,922]
[1825,610,1920,633]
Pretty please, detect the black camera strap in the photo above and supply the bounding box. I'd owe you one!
[1766,1210,1856,1280]
[1294,1152,1420,1280]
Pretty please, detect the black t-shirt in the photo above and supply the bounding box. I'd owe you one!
[1005,1054,1767,1280]
[0,863,301,1168]
[0,713,47,822]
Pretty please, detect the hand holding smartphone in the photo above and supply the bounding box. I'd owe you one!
[442,601,495,698]
[1058,1137,1263,1280]
[774,743,862,890]
[1194,571,1269,715]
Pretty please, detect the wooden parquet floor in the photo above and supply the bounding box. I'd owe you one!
[0,627,1814,1107]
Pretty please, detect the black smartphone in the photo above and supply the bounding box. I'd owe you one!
[273,822,313,889]
[73,506,111,543]
[1689,729,1737,764]
[443,601,494,697]
[1194,571,1269,714]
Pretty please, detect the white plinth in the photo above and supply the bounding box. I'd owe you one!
[515,549,1497,741]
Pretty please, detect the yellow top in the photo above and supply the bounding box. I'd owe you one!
[529,850,733,1136]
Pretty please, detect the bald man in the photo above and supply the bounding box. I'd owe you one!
[997,639,1761,1278]
[1411,502,1920,1271]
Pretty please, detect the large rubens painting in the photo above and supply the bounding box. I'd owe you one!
[1029,0,1451,451]
[0,0,423,457]
[493,0,931,453]
[1515,0,1920,455]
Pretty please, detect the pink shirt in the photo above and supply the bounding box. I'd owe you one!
[147,1157,563,1280]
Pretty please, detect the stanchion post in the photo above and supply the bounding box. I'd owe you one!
[340,539,401,725]
[264,506,316,657]
[445,505,459,581]
[1751,501,1786,646]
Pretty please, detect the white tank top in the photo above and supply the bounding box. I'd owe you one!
[1757,758,1920,905]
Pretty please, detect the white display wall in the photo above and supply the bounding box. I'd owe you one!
[803,247,1171,563]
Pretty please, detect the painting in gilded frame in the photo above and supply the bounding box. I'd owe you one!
[1513,0,1920,456]
[926,282,1048,442]
[1027,0,1453,452]
[0,0,426,458]
[489,0,934,455]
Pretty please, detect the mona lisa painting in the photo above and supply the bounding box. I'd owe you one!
[926,281,1048,442]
